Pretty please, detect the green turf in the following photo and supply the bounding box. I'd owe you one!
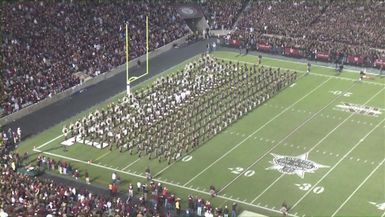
[17,51,385,217]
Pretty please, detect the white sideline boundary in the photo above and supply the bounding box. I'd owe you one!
[216,51,382,76]
[291,116,385,210]
[249,86,384,202]
[331,158,385,216]
[183,77,332,187]
[215,56,385,86]
[32,147,299,217]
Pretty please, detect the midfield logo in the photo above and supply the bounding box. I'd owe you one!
[266,153,329,178]
[335,102,383,117]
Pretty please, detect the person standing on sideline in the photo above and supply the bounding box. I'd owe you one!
[207,43,211,54]
[112,172,117,183]
[175,198,181,215]
[224,205,229,217]
[258,54,262,65]
[85,170,90,184]
[232,202,237,217]
[306,62,311,75]
[239,43,242,55]
[212,41,216,52]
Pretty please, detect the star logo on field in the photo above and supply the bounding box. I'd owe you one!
[266,153,329,178]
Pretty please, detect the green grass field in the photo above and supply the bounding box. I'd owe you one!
[17,51,385,217]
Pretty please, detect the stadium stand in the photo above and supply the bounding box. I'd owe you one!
[1,1,189,116]
[201,0,248,30]
[227,0,385,68]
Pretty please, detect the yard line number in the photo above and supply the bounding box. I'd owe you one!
[295,183,324,194]
[228,167,255,177]
[329,90,352,97]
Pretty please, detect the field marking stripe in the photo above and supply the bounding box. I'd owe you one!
[331,158,385,217]
[223,82,356,196]
[35,134,64,150]
[154,160,177,177]
[291,116,385,209]
[94,151,111,162]
[122,158,141,171]
[216,56,384,86]
[32,148,299,217]
[382,210,385,217]
[183,77,332,187]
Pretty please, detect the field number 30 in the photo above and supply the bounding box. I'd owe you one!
[295,183,324,194]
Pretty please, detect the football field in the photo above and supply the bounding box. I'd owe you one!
[17,51,385,216]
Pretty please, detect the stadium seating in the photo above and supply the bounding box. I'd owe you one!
[1,2,189,115]
[202,0,247,30]
[228,0,385,67]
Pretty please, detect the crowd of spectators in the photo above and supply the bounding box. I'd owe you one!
[0,126,239,216]
[202,0,247,30]
[229,0,385,65]
[1,1,189,116]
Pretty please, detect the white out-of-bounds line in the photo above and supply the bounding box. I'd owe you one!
[219,51,379,76]
[291,117,385,210]
[331,158,385,217]
[183,77,332,187]
[224,82,356,195]
[122,158,141,171]
[34,134,64,150]
[33,148,299,217]
[250,86,383,202]
[216,56,384,86]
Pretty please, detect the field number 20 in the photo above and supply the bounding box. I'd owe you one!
[295,183,324,194]
[228,167,255,177]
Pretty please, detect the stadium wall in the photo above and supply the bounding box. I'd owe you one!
[0,34,191,127]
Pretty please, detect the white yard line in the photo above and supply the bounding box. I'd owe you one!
[216,57,385,86]
[94,151,112,161]
[183,77,332,187]
[222,82,357,194]
[291,116,385,209]
[34,134,64,150]
[122,158,141,171]
[382,211,385,217]
[33,148,299,217]
[154,161,177,177]
[331,158,385,217]
[250,86,384,202]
